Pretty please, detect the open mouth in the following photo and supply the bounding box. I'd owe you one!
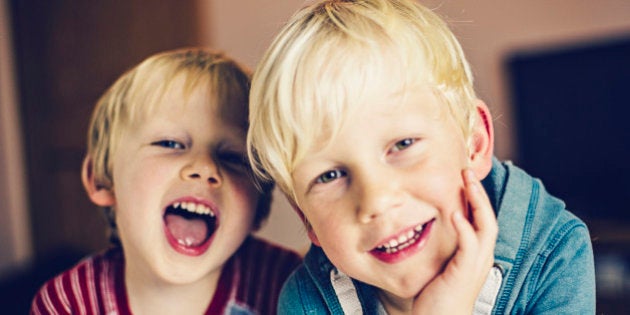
[163,201,217,254]
[370,219,435,262]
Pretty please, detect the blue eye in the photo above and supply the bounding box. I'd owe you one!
[316,169,347,184]
[392,138,414,152]
[152,140,185,150]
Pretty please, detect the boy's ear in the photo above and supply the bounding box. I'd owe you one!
[289,201,321,247]
[81,156,116,207]
[468,100,494,179]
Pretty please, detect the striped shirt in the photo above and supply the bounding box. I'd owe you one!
[30,236,302,315]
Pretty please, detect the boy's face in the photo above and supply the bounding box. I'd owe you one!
[109,80,258,285]
[292,83,471,301]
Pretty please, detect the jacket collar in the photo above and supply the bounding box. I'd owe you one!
[482,157,536,271]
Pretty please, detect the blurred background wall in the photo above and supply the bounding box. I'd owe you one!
[1,0,629,312]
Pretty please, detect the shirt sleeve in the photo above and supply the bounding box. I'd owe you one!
[30,279,73,315]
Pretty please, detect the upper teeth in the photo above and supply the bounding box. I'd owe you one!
[377,223,424,253]
[173,201,215,217]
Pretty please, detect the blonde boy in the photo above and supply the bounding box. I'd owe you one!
[31,48,301,314]
[247,0,595,314]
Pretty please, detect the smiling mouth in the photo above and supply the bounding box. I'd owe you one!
[373,219,435,255]
[163,201,217,249]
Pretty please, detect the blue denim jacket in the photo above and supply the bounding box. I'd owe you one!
[278,158,596,314]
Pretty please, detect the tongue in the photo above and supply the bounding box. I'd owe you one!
[164,213,208,247]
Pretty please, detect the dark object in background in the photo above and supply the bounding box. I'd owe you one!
[507,35,630,314]
[0,247,87,313]
[507,36,630,223]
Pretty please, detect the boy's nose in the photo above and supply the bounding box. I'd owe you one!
[181,154,222,186]
[356,169,402,224]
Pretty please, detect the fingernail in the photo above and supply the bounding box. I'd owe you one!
[454,211,464,221]
[464,169,476,181]
[464,169,478,192]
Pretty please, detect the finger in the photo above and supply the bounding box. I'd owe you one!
[453,208,495,271]
[462,169,498,241]
[452,210,478,255]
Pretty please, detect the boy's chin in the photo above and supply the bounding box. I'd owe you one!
[377,260,447,302]
[377,277,428,300]
[377,288,418,313]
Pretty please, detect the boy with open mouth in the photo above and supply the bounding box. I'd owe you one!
[31,48,302,314]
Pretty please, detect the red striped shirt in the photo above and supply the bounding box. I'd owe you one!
[30,237,302,315]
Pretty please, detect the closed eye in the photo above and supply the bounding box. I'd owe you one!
[151,140,186,150]
[218,151,250,169]
[315,169,347,184]
[390,138,415,152]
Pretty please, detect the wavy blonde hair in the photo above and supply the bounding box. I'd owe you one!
[247,0,477,201]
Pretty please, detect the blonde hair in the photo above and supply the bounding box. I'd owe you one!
[248,0,478,201]
[87,48,273,232]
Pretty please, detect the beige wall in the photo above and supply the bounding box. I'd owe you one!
[200,0,630,253]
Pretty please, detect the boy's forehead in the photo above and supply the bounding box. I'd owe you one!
[289,57,435,157]
[319,47,427,100]
[337,66,429,114]
[132,78,201,119]
[136,75,246,126]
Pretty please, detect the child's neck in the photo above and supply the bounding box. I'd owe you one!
[124,262,222,315]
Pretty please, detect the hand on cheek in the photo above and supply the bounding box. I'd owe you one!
[411,169,498,314]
